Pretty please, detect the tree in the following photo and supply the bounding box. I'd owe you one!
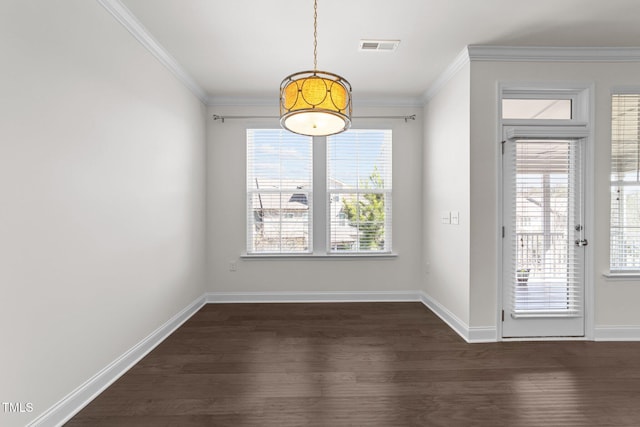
[342,168,386,250]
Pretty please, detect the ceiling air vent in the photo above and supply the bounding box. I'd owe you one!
[359,39,400,52]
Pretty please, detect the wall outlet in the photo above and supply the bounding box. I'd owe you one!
[228,261,237,272]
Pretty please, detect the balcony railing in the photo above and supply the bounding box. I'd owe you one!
[516,231,568,273]
[514,231,575,312]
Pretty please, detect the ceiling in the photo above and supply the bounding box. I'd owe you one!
[119,0,640,103]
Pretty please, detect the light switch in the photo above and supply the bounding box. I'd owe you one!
[451,211,459,225]
[441,211,451,224]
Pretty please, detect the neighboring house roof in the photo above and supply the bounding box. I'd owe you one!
[251,178,357,245]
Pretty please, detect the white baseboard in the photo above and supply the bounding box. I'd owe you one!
[418,292,471,342]
[418,292,497,343]
[24,290,640,427]
[28,295,206,427]
[594,325,640,341]
[468,326,498,343]
[206,290,423,303]
[207,291,497,343]
[27,289,510,426]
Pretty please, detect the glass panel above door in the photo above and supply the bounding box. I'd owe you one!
[502,99,572,120]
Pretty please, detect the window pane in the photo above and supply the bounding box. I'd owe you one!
[329,192,389,252]
[249,192,310,253]
[612,94,640,183]
[502,99,572,120]
[611,94,640,270]
[328,129,392,253]
[247,129,312,254]
[611,185,640,270]
[328,130,392,190]
[248,130,312,189]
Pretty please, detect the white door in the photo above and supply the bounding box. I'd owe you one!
[502,136,586,338]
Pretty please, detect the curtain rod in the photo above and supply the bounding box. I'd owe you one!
[212,114,416,123]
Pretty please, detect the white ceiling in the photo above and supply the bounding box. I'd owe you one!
[119,0,640,103]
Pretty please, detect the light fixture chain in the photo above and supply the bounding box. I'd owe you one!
[279,0,352,136]
[313,0,318,70]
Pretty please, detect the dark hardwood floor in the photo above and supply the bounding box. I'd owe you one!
[67,302,640,426]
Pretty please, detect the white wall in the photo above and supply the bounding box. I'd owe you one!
[423,63,472,325]
[207,104,423,294]
[5,7,638,421]
[469,60,640,330]
[0,1,207,426]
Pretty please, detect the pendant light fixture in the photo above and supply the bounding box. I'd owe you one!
[280,0,352,136]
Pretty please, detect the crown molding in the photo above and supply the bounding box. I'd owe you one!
[96,0,424,110]
[208,94,424,108]
[421,47,471,104]
[96,0,208,104]
[208,95,279,107]
[92,4,640,111]
[467,45,640,62]
[354,95,424,108]
[422,45,640,105]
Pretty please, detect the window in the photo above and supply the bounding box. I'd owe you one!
[246,129,312,254]
[502,99,572,120]
[246,128,392,255]
[499,86,589,122]
[611,94,640,271]
[328,130,392,253]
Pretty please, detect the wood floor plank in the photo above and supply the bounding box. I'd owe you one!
[67,303,640,426]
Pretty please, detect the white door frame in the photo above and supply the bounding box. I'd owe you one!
[496,83,595,341]
[502,131,587,338]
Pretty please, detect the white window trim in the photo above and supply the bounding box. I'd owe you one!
[244,128,396,259]
[314,136,328,255]
[607,89,640,277]
[500,83,591,127]
[602,271,640,280]
[241,252,398,259]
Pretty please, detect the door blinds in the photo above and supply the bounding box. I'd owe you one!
[506,139,583,317]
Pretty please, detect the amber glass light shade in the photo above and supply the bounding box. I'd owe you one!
[280,70,352,136]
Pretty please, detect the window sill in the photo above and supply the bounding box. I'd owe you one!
[241,252,398,260]
[602,271,640,280]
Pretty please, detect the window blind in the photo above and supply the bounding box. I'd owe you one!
[506,139,582,317]
[327,130,392,253]
[246,129,312,254]
[611,94,640,271]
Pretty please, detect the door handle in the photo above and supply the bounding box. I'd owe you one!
[575,239,588,247]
